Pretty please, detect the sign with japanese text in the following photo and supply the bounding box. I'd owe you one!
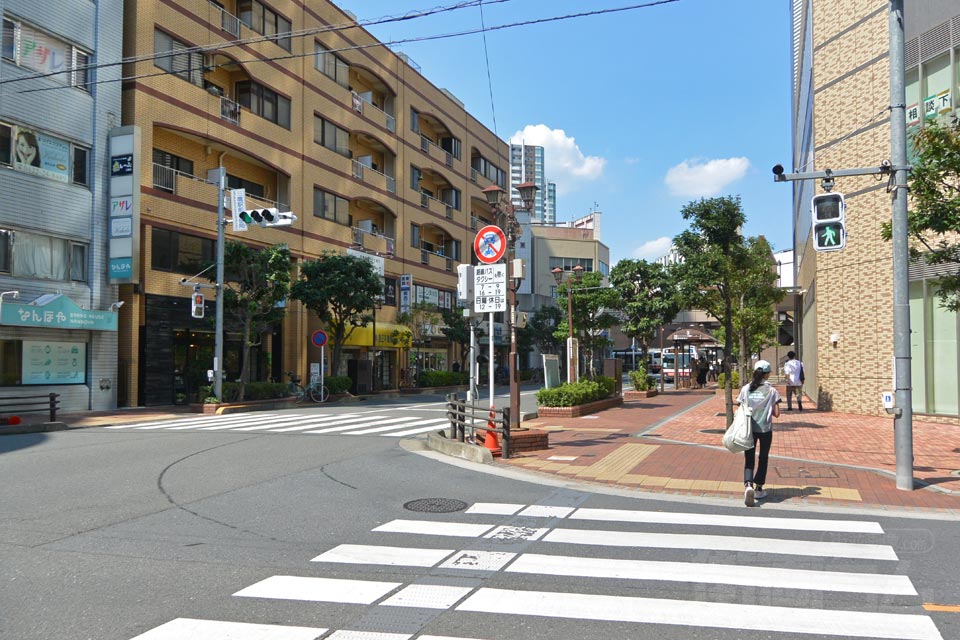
[473,263,507,313]
[399,274,412,314]
[22,341,86,385]
[108,126,140,283]
[0,294,118,331]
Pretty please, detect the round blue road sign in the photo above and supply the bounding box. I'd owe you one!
[311,330,328,347]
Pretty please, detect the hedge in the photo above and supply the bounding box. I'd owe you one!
[535,376,615,407]
[324,375,352,395]
[418,370,469,387]
[201,381,290,403]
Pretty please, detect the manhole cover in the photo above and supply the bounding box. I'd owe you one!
[775,466,839,479]
[403,498,468,513]
[700,428,727,435]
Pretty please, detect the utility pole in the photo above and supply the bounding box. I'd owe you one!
[212,166,226,402]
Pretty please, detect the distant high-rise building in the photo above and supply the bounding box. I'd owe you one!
[545,182,557,225]
[510,144,549,223]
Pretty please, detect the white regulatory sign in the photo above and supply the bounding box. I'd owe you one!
[474,263,507,313]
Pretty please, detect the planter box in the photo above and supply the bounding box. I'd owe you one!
[624,389,658,401]
[191,396,297,415]
[537,395,624,418]
[508,429,549,452]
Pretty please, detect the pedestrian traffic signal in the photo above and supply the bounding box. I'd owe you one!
[811,193,846,252]
[237,208,296,227]
[191,291,205,318]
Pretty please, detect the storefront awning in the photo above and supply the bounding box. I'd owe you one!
[0,294,118,331]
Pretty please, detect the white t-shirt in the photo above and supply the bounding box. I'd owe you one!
[783,358,803,386]
[737,382,781,432]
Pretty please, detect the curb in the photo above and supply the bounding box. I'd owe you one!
[0,422,71,436]
[426,429,493,464]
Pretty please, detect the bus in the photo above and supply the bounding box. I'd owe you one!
[661,346,697,383]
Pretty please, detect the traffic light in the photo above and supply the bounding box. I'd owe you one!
[191,290,205,319]
[236,208,296,228]
[811,192,846,252]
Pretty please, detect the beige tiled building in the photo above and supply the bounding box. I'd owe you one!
[792,1,959,420]
[119,0,507,405]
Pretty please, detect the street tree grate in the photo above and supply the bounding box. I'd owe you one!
[403,498,468,513]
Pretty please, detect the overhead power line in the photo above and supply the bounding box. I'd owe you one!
[7,0,680,95]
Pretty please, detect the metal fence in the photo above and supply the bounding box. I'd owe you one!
[445,393,511,458]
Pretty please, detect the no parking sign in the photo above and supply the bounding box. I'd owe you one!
[311,330,328,348]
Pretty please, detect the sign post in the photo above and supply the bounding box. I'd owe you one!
[311,330,328,389]
[474,228,507,409]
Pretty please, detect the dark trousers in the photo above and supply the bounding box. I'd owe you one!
[743,430,773,486]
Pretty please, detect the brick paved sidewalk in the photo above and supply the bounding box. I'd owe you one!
[508,389,960,513]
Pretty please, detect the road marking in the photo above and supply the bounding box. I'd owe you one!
[305,416,422,434]
[326,632,409,640]
[457,588,943,640]
[384,423,452,437]
[466,502,885,534]
[312,544,455,567]
[344,418,448,435]
[373,520,494,537]
[234,575,399,604]
[923,603,960,612]
[128,618,327,639]
[381,584,473,609]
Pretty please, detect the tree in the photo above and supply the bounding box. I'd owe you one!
[441,307,477,369]
[212,241,291,401]
[673,196,747,426]
[525,305,564,357]
[290,253,383,377]
[554,270,619,378]
[731,236,784,384]
[881,119,960,311]
[610,259,680,355]
[397,302,441,384]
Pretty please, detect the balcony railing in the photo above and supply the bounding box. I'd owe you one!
[220,96,240,124]
[470,167,495,188]
[352,226,395,256]
[211,1,241,37]
[351,91,397,132]
[352,160,396,194]
[419,191,458,215]
[420,135,455,167]
[152,163,288,212]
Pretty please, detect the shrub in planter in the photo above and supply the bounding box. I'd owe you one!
[536,379,610,407]
[591,375,616,398]
[417,370,468,387]
[325,375,352,395]
[201,382,292,402]
[717,370,740,390]
[628,365,656,391]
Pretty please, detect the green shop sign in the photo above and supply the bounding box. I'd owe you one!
[0,294,118,331]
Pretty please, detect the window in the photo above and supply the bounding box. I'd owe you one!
[549,257,594,272]
[0,123,10,165]
[2,18,90,91]
[236,80,291,128]
[314,42,349,87]
[5,229,85,281]
[383,277,397,306]
[72,147,88,186]
[238,1,291,50]
[440,187,461,211]
[314,116,350,157]
[410,223,420,249]
[440,136,461,160]
[154,30,203,86]
[410,165,421,191]
[410,107,420,133]
[1,339,87,386]
[312,188,349,225]
[153,149,193,192]
[226,174,264,198]
[151,228,216,274]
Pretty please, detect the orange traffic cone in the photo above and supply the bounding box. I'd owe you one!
[482,406,501,456]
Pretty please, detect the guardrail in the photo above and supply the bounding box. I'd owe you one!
[0,393,60,424]
[445,393,511,458]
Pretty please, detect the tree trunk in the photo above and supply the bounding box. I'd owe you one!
[723,297,735,426]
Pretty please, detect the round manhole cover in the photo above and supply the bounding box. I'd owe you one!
[700,428,727,435]
[403,498,468,513]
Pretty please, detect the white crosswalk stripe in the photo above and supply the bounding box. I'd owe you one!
[99,412,452,438]
[127,500,945,640]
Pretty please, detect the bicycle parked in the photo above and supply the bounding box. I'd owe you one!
[286,371,329,403]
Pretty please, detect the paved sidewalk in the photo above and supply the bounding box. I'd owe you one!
[508,388,960,513]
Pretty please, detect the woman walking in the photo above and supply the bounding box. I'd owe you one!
[737,360,781,506]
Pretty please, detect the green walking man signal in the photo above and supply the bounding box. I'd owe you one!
[811,192,846,252]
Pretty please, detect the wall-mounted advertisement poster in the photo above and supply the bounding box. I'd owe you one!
[12,127,70,183]
[22,341,86,385]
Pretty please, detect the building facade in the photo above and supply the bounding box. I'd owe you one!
[510,143,549,224]
[792,0,960,420]
[120,0,507,405]
[0,0,124,413]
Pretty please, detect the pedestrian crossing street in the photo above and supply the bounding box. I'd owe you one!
[103,411,462,438]
[127,500,945,640]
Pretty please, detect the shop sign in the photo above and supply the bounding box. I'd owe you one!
[0,294,118,331]
[22,340,86,385]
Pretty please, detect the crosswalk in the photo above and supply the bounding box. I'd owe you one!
[102,411,458,438]
[126,500,946,640]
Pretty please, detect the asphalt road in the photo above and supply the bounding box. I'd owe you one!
[1,394,958,640]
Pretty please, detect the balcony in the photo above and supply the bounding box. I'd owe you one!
[419,191,457,217]
[470,167,495,188]
[420,135,454,168]
[353,160,396,194]
[210,1,241,37]
[352,226,395,256]
[220,96,240,124]
[352,92,396,132]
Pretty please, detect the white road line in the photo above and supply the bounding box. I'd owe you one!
[305,417,424,434]
[544,527,897,561]
[381,584,473,609]
[312,544,455,567]
[342,419,442,435]
[373,520,494,538]
[383,424,450,437]
[268,415,364,432]
[128,618,327,640]
[326,632,409,640]
[105,413,275,430]
[457,588,943,640]
[234,575,399,604]
[506,553,917,595]
[466,502,885,534]
[231,414,359,431]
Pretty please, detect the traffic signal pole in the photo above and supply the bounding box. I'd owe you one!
[213,166,226,402]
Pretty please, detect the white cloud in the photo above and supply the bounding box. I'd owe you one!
[664,157,750,198]
[510,124,606,195]
[631,236,673,261]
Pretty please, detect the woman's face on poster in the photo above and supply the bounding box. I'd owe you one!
[16,134,37,163]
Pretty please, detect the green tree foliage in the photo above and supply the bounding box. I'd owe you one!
[882,120,960,311]
[553,270,619,378]
[396,302,441,382]
[610,259,680,355]
[732,236,784,384]
[290,253,383,376]
[214,241,291,401]
[673,196,747,425]
[522,305,564,357]
[440,307,483,368]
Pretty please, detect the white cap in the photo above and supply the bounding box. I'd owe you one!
[754,360,771,373]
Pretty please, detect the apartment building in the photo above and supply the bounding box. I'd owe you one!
[120,0,507,405]
[792,1,960,420]
[0,0,124,413]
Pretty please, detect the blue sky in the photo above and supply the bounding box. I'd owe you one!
[336,0,794,265]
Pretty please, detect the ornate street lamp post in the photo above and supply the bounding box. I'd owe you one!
[482,181,538,429]
[552,264,584,383]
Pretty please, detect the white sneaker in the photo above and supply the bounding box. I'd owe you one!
[755,488,768,500]
[744,484,755,507]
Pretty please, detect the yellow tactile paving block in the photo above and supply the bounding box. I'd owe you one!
[664,479,695,490]
[576,444,659,481]
[619,474,648,484]
[638,475,670,487]
[539,463,572,472]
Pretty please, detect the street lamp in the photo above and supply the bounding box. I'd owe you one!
[482,181,537,429]
[552,264,584,383]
